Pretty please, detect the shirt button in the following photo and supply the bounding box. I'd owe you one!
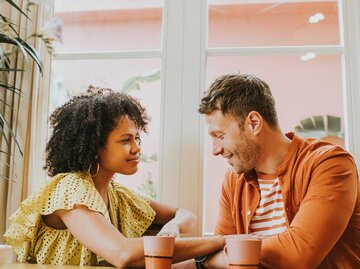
[247,210,251,216]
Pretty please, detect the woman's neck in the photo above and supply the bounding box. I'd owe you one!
[92,169,114,201]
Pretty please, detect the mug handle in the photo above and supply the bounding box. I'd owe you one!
[223,245,228,258]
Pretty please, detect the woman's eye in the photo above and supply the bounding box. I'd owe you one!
[121,138,131,143]
[135,136,141,145]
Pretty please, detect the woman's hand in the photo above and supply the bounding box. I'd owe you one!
[150,201,197,235]
[157,220,181,237]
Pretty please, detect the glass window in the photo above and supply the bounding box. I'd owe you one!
[54,0,163,52]
[208,0,340,47]
[52,0,164,198]
[204,0,343,235]
[204,54,344,233]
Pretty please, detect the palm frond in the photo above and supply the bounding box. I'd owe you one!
[122,70,160,93]
[0,113,23,156]
[1,68,25,72]
[0,34,43,72]
[0,82,24,95]
[16,37,42,72]
[0,99,18,109]
[294,115,343,139]
[3,0,30,20]
[0,13,19,35]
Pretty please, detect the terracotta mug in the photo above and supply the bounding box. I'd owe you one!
[143,236,175,269]
[224,237,262,268]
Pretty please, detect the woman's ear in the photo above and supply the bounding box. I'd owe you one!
[245,111,263,135]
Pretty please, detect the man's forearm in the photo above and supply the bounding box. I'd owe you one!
[203,250,228,269]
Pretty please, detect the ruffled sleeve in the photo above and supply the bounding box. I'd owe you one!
[3,172,108,263]
[110,182,156,238]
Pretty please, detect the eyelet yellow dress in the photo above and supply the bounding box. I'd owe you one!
[3,172,156,266]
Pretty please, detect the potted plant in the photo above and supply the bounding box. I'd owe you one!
[294,115,344,147]
[0,0,59,180]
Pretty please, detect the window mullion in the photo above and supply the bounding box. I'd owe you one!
[340,0,360,167]
[159,0,207,236]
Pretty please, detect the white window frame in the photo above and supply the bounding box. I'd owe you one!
[53,0,360,236]
[160,0,360,236]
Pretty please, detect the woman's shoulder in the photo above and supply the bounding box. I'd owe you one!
[45,172,93,189]
[109,180,155,237]
[16,172,107,217]
[110,180,152,204]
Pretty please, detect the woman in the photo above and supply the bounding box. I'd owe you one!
[3,86,224,267]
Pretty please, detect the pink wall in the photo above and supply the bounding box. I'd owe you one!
[56,8,162,52]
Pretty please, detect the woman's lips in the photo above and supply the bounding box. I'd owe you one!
[127,158,139,164]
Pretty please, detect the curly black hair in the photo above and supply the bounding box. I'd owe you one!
[44,86,149,176]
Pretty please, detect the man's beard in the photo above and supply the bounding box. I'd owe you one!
[231,138,261,174]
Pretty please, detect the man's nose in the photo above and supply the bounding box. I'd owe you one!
[212,139,223,156]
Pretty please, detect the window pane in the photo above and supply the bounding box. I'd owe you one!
[203,54,344,233]
[54,0,164,52]
[51,58,161,198]
[208,0,340,47]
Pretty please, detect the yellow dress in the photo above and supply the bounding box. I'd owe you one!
[3,172,156,266]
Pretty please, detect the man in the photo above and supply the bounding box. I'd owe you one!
[195,74,360,268]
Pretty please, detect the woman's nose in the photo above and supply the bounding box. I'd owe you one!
[132,140,141,154]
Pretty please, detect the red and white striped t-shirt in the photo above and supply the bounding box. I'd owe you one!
[249,174,288,236]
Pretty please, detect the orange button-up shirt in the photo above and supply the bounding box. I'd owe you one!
[215,133,360,269]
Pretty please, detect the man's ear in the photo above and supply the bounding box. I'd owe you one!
[244,111,262,135]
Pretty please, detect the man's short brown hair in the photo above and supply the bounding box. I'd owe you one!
[198,74,279,128]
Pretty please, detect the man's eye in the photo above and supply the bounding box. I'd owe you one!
[121,138,131,143]
[135,136,141,145]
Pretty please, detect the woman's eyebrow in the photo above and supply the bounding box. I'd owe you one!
[118,133,139,138]
[118,133,132,137]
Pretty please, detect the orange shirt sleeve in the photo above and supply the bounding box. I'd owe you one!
[215,170,237,235]
[260,150,359,269]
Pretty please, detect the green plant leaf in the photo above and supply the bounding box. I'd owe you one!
[0,113,23,155]
[0,34,43,72]
[122,69,160,93]
[0,82,23,95]
[327,115,341,133]
[0,125,10,148]
[12,37,31,66]
[313,115,325,130]
[0,13,19,35]
[150,153,158,162]
[0,34,30,65]
[299,118,315,130]
[16,37,43,72]
[0,149,9,155]
[137,172,156,199]
[4,0,30,20]
[1,67,25,72]
[0,98,17,109]
[294,115,343,139]
[0,33,17,45]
